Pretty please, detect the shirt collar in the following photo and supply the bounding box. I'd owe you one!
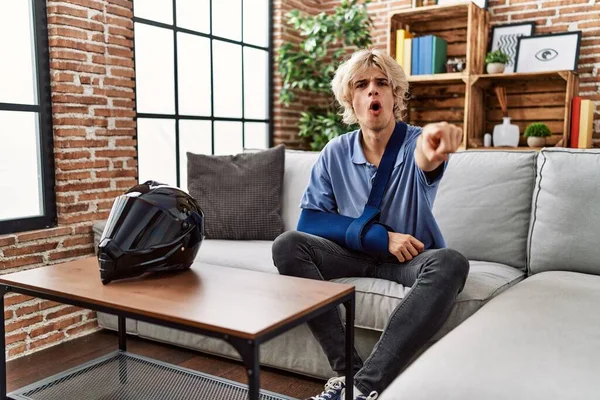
[351,122,406,168]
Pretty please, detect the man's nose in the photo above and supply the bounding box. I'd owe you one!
[368,82,379,96]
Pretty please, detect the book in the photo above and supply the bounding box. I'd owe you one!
[412,36,420,75]
[421,35,433,75]
[578,99,594,149]
[404,38,412,76]
[569,96,581,148]
[395,29,414,70]
[432,36,448,74]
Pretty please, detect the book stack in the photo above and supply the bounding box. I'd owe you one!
[395,29,448,76]
[569,96,594,149]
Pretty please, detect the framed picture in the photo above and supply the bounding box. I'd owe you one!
[514,31,582,73]
[489,22,535,73]
[436,0,488,9]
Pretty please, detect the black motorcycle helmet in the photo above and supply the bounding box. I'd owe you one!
[97,180,204,284]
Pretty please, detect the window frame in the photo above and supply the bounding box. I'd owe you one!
[133,0,274,187]
[0,0,56,235]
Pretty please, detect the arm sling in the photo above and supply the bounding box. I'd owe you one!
[297,122,407,253]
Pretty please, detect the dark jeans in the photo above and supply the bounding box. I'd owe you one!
[271,231,469,395]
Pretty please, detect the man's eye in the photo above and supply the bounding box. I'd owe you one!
[357,82,366,88]
[378,81,388,86]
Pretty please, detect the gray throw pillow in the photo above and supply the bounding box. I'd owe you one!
[187,145,285,240]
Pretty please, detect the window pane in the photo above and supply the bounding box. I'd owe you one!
[213,41,242,118]
[214,121,242,155]
[137,118,176,186]
[176,0,209,33]
[0,0,37,105]
[0,111,42,220]
[133,0,172,24]
[212,0,241,41]
[135,23,175,114]
[244,47,268,120]
[179,120,212,192]
[244,123,268,150]
[243,0,269,47]
[178,33,211,116]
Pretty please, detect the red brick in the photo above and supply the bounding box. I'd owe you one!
[107,0,132,10]
[107,46,133,58]
[107,16,133,30]
[110,68,134,78]
[0,236,16,247]
[103,77,135,88]
[94,108,135,117]
[66,320,99,336]
[51,61,106,74]
[29,332,66,350]
[48,27,88,41]
[96,149,136,158]
[5,294,35,307]
[40,301,62,311]
[114,119,136,128]
[6,315,43,333]
[17,227,72,242]
[46,306,83,321]
[52,82,85,93]
[52,94,107,105]
[53,106,90,114]
[3,242,59,258]
[1,256,44,270]
[108,26,133,39]
[49,38,105,54]
[53,72,76,82]
[55,171,93,182]
[55,315,84,330]
[57,213,107,225]
[78,190,124,201]
[55,150,91,161]
[57,181,111,192]
[54,128,87,137]
[95,127,135,136]
[8,344,27,358]
[5,310,13,320]
[54,139,109,148]
[106,4,133,18]
[50,49,87,62]
[47,15,104,32]
[115,179,137,189]
[47,4,89,18]
[30,324,57,339]
[56,160,109,171]
[96,169,137,178]
[73,225,94,235]
[64,0,105,11]
[6,332,26,346]
[114,138,137,147]
[57,204,91,214]
[62,236,93,247]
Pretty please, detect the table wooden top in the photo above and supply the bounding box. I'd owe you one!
[0,257,354,340]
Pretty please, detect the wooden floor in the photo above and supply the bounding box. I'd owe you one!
[6,329,326,399]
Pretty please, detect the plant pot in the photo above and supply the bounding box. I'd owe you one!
[527,136,546,147]
[486,63,505,74]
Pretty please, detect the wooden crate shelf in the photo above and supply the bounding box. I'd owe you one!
[389,3,579,151]
[467,70,579,150]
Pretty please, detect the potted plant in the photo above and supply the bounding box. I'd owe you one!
[524,122,552,147]
[277,0,373,150]
[485,50,510,74]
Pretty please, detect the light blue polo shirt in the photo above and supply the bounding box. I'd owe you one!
[300,122,447,250]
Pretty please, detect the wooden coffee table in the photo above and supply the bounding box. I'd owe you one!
[0,257,356,400]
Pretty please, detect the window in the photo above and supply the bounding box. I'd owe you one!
[133,0,273,191]
[0,0,56,235]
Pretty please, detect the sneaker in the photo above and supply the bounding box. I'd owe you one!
[355,391,379,400]
[307,376,345,400]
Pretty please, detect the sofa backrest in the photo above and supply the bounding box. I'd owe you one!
[432,150,538,271]
[282,150,320,232]
[528,148,600,276]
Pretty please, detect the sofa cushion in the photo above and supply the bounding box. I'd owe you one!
[193,239,277,274]
[380,271,600,400]
[281,150,320,232]
[528,148,600,276]
[187,144,285,240]
[433,150,537,271]
[336,260,524,339]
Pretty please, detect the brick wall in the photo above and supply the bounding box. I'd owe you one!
[0,0,135,359]
[279,0,600,144]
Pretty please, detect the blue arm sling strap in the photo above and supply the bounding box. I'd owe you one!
[297,122,407,252]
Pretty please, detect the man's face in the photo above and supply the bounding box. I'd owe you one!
[351,66,395,132]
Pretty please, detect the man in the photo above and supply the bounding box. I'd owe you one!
[272,48,469,400]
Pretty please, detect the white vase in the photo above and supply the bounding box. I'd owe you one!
[493,117,520,147]
[486,63,505,74]
[527,136,546,147]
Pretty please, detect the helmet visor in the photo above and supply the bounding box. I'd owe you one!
[100,195,186,251]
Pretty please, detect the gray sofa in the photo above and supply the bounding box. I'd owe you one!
[93,147,599,398]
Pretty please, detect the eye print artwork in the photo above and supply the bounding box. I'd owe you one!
[535,48,558,62]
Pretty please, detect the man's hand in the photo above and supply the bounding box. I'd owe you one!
[388,232,425,263]
[415,121,463,171]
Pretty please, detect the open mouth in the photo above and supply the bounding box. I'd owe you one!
[369,100,382,114]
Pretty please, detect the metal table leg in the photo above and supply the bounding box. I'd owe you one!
[344,295,355,400]
[1,286,7,400]
[228,337,260,400]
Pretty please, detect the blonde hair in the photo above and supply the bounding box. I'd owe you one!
[331,48,409,125]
